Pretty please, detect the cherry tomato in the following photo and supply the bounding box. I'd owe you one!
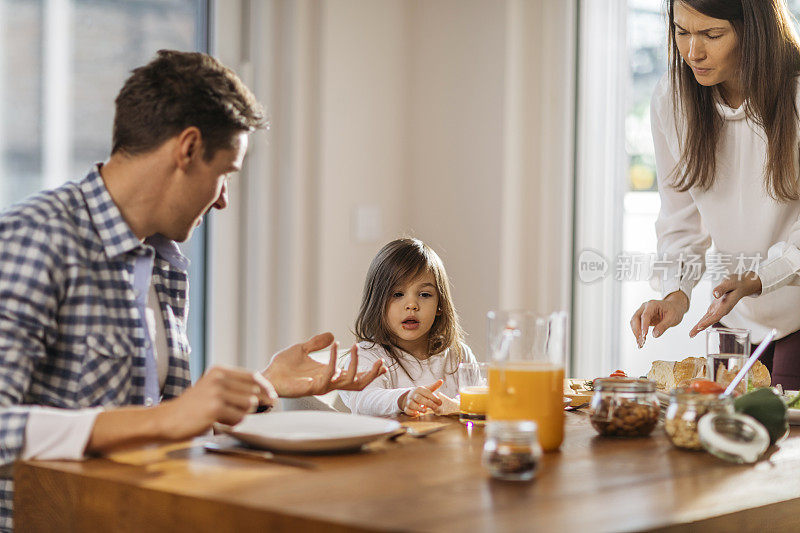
[688,379,725,395]
[609,370,627,378]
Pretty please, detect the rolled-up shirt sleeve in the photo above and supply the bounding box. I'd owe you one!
[22,407,103,461]
[757,237,800,296]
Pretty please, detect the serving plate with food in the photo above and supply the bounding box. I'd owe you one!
[564,378,593,407]
[781,390,800,425]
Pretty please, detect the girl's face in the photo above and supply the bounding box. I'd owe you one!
[385,270,441,358]
[673,2,741,99]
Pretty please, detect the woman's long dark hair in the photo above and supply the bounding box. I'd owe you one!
[354,238,465,378]
[667,0,800,201]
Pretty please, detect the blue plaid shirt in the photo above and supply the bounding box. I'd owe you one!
[0,166,192,530]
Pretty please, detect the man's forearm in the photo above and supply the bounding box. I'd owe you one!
[85,406,165,454]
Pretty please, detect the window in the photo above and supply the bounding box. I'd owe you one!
[0,0,209,380]
[619,0,705,375]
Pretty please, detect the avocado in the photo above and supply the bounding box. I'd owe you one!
[734,388,789,445]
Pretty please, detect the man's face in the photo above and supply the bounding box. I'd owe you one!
[166,131,248,242]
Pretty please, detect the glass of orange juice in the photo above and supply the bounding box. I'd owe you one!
[458,362,489,425]
[487,310,568,452]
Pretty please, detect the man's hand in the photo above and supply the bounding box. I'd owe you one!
[263,332,386,398]
[88,366,278,453]
[153,366,277,441]
[630,290,690,348]
[398,380,444,416]
[689,272,762,337]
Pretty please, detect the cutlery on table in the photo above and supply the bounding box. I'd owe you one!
[565,402,590,411]
[203,441,318,469]
[388,423,448,440]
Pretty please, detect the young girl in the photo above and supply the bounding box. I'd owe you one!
[339,238,478,417]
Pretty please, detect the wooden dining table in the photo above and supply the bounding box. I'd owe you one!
[13,410,800,532]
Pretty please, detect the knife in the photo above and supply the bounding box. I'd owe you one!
[203,441,318,469]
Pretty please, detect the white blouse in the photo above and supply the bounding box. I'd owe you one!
[338,341,478,417]
[651,74,800,342]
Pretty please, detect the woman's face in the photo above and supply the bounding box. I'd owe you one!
[673,2,740,91]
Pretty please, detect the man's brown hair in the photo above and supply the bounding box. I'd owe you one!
[112,49,266,160]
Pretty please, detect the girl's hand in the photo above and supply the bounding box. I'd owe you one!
[630,290,689,347]
[400,380,443,416]
[689,272,762,337]
[433,392,459,415]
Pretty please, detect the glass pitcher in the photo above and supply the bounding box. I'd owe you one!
[486,310,568,452]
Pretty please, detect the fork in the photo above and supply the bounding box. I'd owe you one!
[565,402,590,411]
[388,425,448,440]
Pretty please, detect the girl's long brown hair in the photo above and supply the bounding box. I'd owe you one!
[667,0,800,201]
[354,238,465,378]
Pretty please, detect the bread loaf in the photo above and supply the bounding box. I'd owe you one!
[674,357,706,387]
[647,360,676,390]
[647,357,772,390]
[749,360,771,388]
[647,357,706,390]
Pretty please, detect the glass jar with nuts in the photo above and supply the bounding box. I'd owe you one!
[664,388,734,450]
[589,378,660,437]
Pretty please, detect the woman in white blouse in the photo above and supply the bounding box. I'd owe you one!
[631,0,800,387]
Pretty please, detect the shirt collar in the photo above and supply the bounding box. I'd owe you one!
[80,164,189,270]
[714,88,747,121]
[80,164,143,259]
[145,233,190,271]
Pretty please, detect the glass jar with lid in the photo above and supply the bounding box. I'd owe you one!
[664,388,734,450]
[590,378,660,437]
[482,420,542,480]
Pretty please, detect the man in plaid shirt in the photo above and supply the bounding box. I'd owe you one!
[0,50,385,531]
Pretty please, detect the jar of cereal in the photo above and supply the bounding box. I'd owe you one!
[664,388,734,450]
[590,378,660,437]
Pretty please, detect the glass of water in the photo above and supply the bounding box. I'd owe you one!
[706,327,751,395]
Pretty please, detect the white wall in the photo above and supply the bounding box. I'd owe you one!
[317,0,409,351]
[210,0,576,368]
[405,0,506,359]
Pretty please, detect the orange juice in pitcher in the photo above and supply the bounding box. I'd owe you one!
[488,362,564,451]
[486,311,568,452]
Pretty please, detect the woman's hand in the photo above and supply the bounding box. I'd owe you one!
[399,380,444,416]
[689,272,762,337]
[631,290,690,348]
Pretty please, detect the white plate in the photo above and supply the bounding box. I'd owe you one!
[216,411,401,453]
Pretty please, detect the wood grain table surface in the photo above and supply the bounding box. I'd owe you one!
[13,411,800,532]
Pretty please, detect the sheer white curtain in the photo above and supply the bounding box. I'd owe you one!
[499,0,576,319]
[573,0,628,377]
[210,0,322,370]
